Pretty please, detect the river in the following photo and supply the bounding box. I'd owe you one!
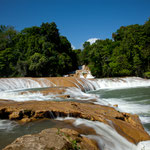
[0,77,150,150]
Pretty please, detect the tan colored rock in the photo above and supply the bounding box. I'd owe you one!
[0,100,149,144]
[20,87,66,96]
[21,118,32,123]
[113,104,118,107]
[57,94,70,99]
[3,128,99,150]
[9,111,21,120]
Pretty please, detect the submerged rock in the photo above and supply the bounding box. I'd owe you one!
[3,128,99,150]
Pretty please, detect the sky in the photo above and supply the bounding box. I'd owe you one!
[0,0,150,49]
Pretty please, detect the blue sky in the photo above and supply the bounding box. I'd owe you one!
[1,0,150,49]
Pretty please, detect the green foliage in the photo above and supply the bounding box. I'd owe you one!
[0,22,78,77]
[73,49,82,66]
[1,18,150,78]
[144,72,150,79]
[57,128,61,135]
[81,18,150,78]
[56,128,80,150]
[71,139,80,150]
[0,25,17,51]
[0,48,19,77]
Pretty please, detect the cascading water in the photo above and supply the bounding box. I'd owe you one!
[0,78,55,91]
[95,77,150,89]
[0,77,99,101]
[0,78,58,101]
[0,77,150,150]
[57,117,150,150]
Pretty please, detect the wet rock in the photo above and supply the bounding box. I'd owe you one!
[0,101,150,144]
[21,118,32,123]
[0,108,10,119]
[3,128,99,150]
[9,111,23,120]
[57,95,70,99]
[113,104,118,107]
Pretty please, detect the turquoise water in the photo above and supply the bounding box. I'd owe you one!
[90,86,150,134]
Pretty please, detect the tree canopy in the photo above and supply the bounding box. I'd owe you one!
[0,22,78,77]
[0,18,150,78]
[80,18,150,78]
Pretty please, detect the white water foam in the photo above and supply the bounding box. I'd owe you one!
[96,77,150,89]
[0,91,60,101]
[0,120,17,131]
[0,78,55,92]
[76,78,95,91]
[74,118,137,150]
[95,98,150,115]
[57,117,150,150]
[95,97,150,134]
[140,116,150,124]
[1,77,149,101]
[0,77,150,149]
[64,87,109,105]
[137,141,150,150]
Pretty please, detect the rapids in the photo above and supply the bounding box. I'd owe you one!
[57,117,150,150]
[0,77,150,150]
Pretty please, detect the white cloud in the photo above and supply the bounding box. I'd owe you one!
[71,44,75,50]
[87,38,99,45]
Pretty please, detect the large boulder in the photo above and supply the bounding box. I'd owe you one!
[3,128,99,150]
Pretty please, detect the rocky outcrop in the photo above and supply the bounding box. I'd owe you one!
[0,100,150,144]
[19,87,67,96]
[3,128,99,150]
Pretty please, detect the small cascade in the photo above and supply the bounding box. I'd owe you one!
[35,78,56,87]
[0,120,17,131]
[74,78,92,92]
[1,77,150,102]
[0,76,150,150]
[56,117,139,150]
[57,117,150,150]
[0,77,101,101]
[88,79,100,90]
[0,78,55,92]
[96,77,150,89]
[62,78,83,90]
[0,77,99,93]
[79,78,96,91]
[0,78,39,91]
[73,77,99,92]
[64,87,100,101]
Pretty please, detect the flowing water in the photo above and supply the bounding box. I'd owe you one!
[0,77,150,150]
[91,87,150,135]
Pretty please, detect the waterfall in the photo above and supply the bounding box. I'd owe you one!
[0,77,100,101]
[57,117,150,150]
[0,77,99,92]
[0,77,150,150]
[1,77,150,102]
[95,77,150,89]
[0,78,55,92]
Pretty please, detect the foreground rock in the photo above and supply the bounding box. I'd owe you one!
[3,128,99,150]
[0,100,150,144]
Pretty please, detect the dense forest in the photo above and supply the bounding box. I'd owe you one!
[0,18,150,78]
[76,18,150,78]
[0,22,78,77]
